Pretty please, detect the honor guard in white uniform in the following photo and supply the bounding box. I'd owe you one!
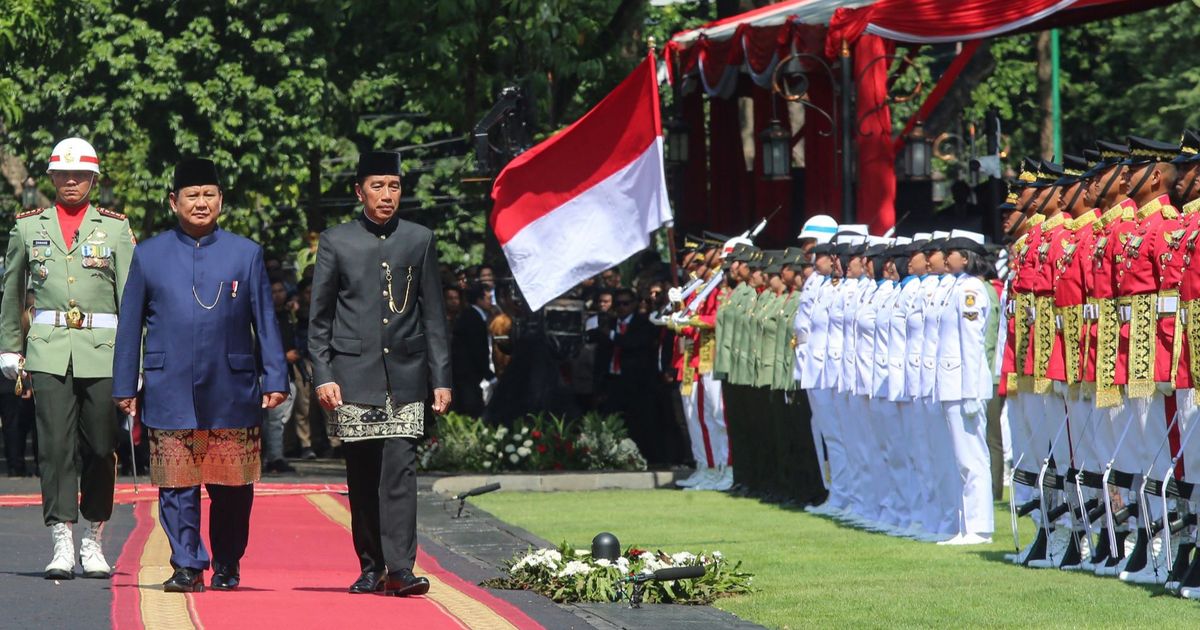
[936,231,995,546]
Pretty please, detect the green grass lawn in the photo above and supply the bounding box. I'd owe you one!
[471,490,1197,629]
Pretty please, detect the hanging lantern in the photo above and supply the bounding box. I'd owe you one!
[665,117,689,165]
[21,177,37,210]
[760,118,791,180]
[901,123,933,181]
[99,178,116,207]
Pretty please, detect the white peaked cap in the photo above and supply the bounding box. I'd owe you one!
[840,233,867,246]
[950,229,986,245]
[841,224,869,236]
[932,230,950,239]
[866,235,891,246]
[894,236,912,245]
[912,232,932,241]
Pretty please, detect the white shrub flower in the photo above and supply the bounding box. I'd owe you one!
[522,439,533,448]
[509,453,519,463]
[504,444,516,454]
[671,551,697,565]
[517,446,531,457]
[556,560,593,577]
[485,444,495,453]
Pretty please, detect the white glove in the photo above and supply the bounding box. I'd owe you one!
[138,373,144,393]
[671,312,690,326]
[0,353,22,381]
[1157,381,1175,395]
[480,378,497,405]
[667,287,683,303]
[962,399,983,420]
[1052,380,1068,397]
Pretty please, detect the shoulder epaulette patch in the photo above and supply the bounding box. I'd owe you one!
[97,207,127,220]
[15,207,45,220]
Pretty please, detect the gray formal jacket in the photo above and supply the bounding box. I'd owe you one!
[308,213,452,406]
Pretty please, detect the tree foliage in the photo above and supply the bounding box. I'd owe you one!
[1,0,706,267]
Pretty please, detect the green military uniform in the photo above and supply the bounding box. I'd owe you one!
[0,204,136,525]
[774,290,802,391]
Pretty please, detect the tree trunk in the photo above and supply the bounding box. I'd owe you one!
[1036,31,1054,161]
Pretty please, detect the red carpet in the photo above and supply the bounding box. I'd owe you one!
[108,490,542,630]
[0,482,348,508]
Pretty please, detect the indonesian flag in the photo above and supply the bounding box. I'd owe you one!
[490,54,672,311]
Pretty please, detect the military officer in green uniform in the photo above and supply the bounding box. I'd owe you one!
[0,137,135,580]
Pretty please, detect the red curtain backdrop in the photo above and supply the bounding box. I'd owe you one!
[753,88,793,244]
[668,19,828,94]
[853,33,896,235]
[707,95,744,237]
[826,0,1076,49]
[681,90,709,232]
[803,69,841,225]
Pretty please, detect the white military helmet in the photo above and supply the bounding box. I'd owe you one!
[720,236,753,259]
[46,137,100,174]
[797,214,838,244]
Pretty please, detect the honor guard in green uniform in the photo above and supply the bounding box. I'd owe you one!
[0,137,135,580]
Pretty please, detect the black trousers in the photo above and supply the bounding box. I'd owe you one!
[343,437,418,575]
[30,370,116,525]
[0,379,37,475]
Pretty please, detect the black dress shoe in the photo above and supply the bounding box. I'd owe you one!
[163,567,205,593]
[349,570,385,594]
[383,569,430,597]
[210,562,240,591]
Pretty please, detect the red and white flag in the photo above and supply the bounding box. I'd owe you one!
[490,54,672,311]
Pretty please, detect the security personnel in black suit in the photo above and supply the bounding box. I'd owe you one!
[451,283,494,417]
[309,151,452,597]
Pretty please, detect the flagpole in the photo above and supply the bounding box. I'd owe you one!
[649,35,681,286]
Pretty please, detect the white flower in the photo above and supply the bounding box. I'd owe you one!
[575,549,590,557]
[496,427,508,438]
[509,453,519,463]
[522,439,533,448]
[517,446,531,457]
[483,461,492,468]
[505,444,516,454]
[556,560,593,577]
[595,559,612,568]
[616,557,631,572]
[671,551,697,565]
[485,444,495,453]
[712,551,723,561]
[521,426,529,435]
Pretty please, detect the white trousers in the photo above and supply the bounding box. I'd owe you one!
[813,388,851,507]
[926,397,962,536]
[680,380,712,469]
[897,399,929,529]
[945,400,994,536]
[871,397,905,526]
[699,375,730,467]
[844,394,873,517]
[680,377,730,472]
[806,388,831,488]
[1177,388,1200,483]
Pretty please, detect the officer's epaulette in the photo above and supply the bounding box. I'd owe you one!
[96,207,126,220]
[15,207,45,220]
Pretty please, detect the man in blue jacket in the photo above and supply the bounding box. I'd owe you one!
[112,158,288,592]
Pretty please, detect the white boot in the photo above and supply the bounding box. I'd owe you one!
[80,521,112,578]
[684,468,721,491]
[675,467,708,488]
[711,466,734,492]
[45,522,75,580]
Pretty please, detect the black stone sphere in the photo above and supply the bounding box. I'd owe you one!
[591,532,621,562]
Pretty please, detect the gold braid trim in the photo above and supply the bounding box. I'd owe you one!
[1190,298,1200,391]
[1060,304,1083,385]
[1126,293,1157,399]
[1033,295,1056,393]
[697,329,716,373]
[1095,299,1121,408]
[1014,292,1033,391]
